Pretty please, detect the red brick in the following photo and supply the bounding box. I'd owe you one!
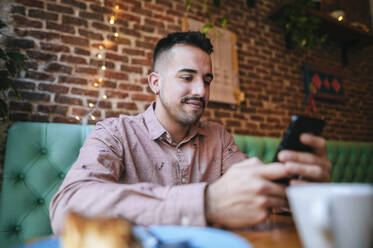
[15,0,43,9]
[104,70,129,81]
[79,10,104,21]
[9,79,35,90]
[60,55,87,65]
[119,28,140,38]
[215,111,230,118]
[98,101,112,109]
[58,76,88,85]
[47,21,75,34]
[74,47,90,56]
[28,9,58,21]
[135,40,154,50]
[71,87,99,97]
[132,58,151,66]
[75,67,97,75]
[226,120,241,127]
[41,42,69,52]
[38,83,69,94]
[117,102,138,110]
[61,0,86,9]
[9,101,32,112]
[105,53,128,62]
[37,104,68,115]
[28,30,60,40]
[26,71,54,81]
[61,35,89,47]
[117,12,140,22]
[13,15,42,28]
[105,111,126,118]
[78,29,103,40]
[91,22,110,31]
[27,50,57,61]
[120,65,142,74]
[101,80,117,88]
[17,91,51,102]
[133,24,155,33]
[11,5,26,15]
[131,93,154,102]
[45,63,72,74]
[119,83,143,91]
[47,3,74,14]
[55,94,83,105]
[105,90,129,99]
[52,116,80,124]
[30,114,49,122]
[62,15,88,27]
[9,112,30,121]
[155,0,173,8]
[122,48,145,56]
[71,107,89,116]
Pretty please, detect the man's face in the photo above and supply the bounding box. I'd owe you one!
[155,44,213,126]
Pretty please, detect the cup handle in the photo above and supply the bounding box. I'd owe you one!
[310,200,331,232]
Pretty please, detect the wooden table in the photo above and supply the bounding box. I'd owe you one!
[232,214,303,248]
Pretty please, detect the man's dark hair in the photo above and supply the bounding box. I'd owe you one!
[152,31,213,71]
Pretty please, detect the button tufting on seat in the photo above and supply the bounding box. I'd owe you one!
[12,225,21,233]
[36,198,45,205]
[40,148,48,155]
[58,172,65,179]
[16,173,25,181]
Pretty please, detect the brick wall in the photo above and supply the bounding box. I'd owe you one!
[1,0,373,142]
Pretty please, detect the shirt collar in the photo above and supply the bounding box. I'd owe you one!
[143,102,207,141]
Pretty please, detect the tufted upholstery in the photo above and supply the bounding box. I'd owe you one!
[0,122,94,248]
[0,122,372,248]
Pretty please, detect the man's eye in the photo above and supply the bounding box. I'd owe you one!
[181,76,192,81]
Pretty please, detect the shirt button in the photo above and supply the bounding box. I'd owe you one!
[181,178,187,183]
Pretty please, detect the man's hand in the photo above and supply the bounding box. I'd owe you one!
[205,157,289,228]
[277,133,332,185]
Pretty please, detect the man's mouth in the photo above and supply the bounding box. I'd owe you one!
[181,97,205,109]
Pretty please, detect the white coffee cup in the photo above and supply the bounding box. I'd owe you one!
[286,183,373,248]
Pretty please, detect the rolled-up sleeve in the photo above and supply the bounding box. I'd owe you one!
[49,120,207,234]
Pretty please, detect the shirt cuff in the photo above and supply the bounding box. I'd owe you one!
[165,182,208,227]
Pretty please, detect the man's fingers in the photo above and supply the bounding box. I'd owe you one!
[254,163,290,181]
[253,179,287,197]
[285,162,330,182]
[300,133,328,157]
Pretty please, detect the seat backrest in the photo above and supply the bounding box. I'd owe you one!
[0,122,94,248]
[233,134,373,183]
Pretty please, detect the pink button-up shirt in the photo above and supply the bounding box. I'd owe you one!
[49,103,247,234]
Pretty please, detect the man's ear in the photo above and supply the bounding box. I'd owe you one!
[148,72,160,95]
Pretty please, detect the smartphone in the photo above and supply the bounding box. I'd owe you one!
[273,115,325,162]
[273,115,325,184]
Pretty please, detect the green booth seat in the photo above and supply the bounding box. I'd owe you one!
[0,122,372,248]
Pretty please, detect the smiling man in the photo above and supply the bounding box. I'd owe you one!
[50,32,331,233]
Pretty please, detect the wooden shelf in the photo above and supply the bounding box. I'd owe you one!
[270,2,373,65]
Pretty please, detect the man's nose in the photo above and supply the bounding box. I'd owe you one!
[191,79,206,96]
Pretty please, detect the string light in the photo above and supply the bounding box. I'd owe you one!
[89,103,95,108]
[114,32,119,38]
[337,16,343,22]
[99,45,104,50]
[97,53,103,59]
[101,65,106,71]
[102,95,107,99]
[75,116,80,120]
[93,82,99,87]
[109,16,116,24]
[98,78,103,83]
[114,4,120,11]
[91,116,96,120]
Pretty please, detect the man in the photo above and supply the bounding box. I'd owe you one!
[50,31,331,233]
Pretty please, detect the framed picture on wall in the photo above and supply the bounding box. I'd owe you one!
[303,63,344,112]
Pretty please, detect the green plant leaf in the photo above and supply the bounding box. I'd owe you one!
[220,17,228,27]
[5,60,17,77]
[202,23,214,34]
[0,98,8,120]
[185,0,192,11]
[0,20,6,29]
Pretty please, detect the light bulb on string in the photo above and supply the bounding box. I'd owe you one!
[93,82,99,87]
[115,4,120,11]
[109,16,116,25]
[89,103,95,108]
[98,78,103,83]
[97,53,103,59]
[114,32,119,38]
[75,116,80,121]
[101,65,106,71]
[99,45,104,50]
[102,95,107,99]
[91,115,96,120]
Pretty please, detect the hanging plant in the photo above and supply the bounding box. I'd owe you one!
[185,0,228,34]
[273,0,327,49]
[0,19,28,121]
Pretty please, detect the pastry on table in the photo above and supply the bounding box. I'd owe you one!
[62,212,142,248]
